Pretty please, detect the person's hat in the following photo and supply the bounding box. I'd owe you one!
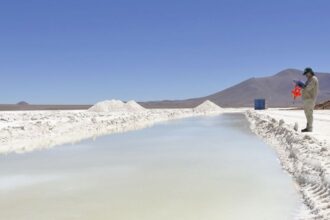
[303,67,315,75]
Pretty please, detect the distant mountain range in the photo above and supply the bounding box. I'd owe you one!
[140,69,330,108]
[1,68,329,111]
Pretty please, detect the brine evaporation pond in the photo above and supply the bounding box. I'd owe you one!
[0,114,300,220]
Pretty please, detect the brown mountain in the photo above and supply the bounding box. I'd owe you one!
[140,69,330,108]
[316,100,330,110]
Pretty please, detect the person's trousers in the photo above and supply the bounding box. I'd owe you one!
[303,99,315,130]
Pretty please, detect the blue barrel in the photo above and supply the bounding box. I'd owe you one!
[254,99,266,110]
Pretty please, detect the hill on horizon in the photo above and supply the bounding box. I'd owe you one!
[140,69,330,108]
[17,101,29,105]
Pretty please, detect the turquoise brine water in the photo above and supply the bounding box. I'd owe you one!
[0,114,300,220]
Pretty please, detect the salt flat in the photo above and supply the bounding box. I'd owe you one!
[1,104,330,219]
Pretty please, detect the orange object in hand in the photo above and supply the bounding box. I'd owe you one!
[291,85,302,100]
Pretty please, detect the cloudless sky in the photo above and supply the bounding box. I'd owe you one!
[1,0,329,104]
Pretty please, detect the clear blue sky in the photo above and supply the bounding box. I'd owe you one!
[1,0,329,104]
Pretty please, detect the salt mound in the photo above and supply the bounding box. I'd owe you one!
[194,100,223,112]
[88,100,145,112]
[88,100,125,112]
[126,100,146,111]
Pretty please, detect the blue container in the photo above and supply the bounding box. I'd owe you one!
[254,99,266,110]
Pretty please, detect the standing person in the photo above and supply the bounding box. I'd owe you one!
[300,67,319,132]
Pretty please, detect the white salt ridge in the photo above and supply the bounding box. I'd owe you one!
[0,103,224,155]
[246,110,330,220]
[88,100,145,113]
[194,100,223,113]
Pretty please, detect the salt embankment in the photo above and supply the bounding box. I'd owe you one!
[246,110,330,220]
[0,100,223,154]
